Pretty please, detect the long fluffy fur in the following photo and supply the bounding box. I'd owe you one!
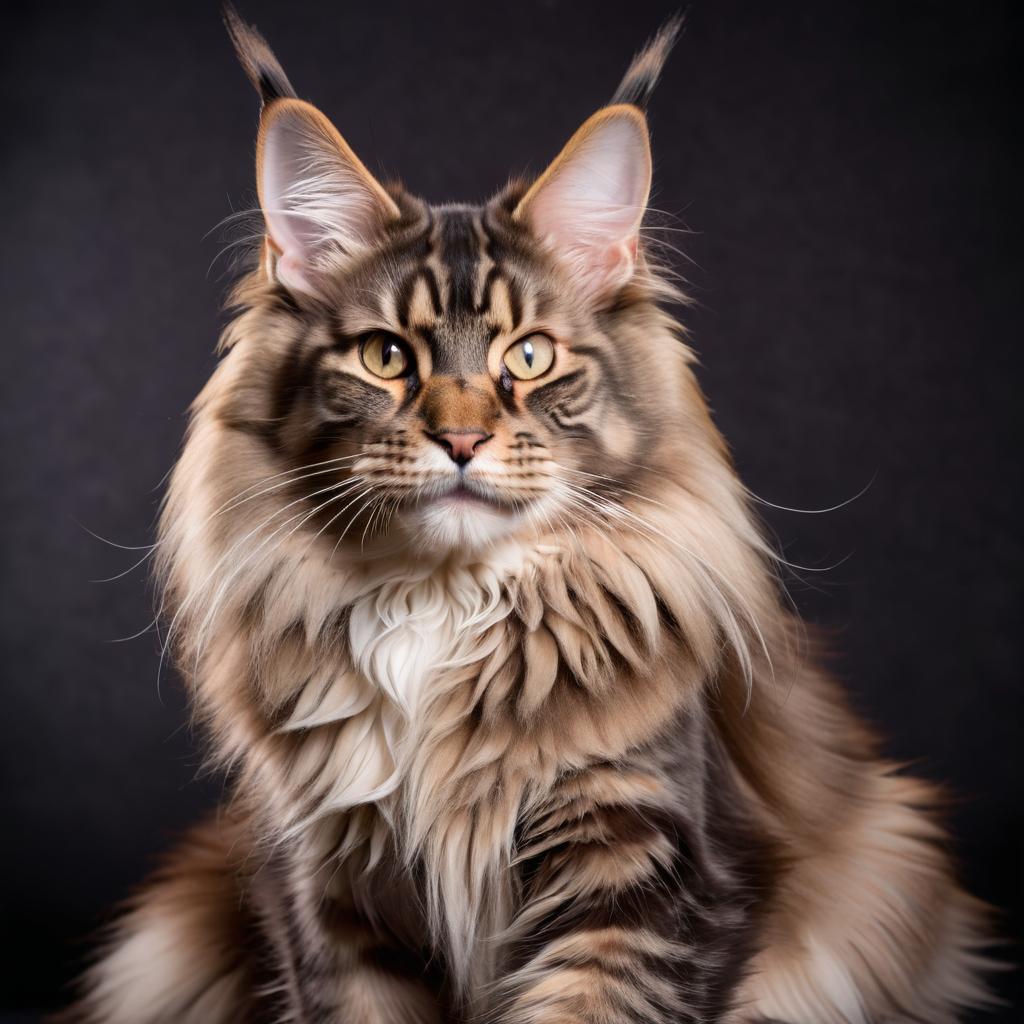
[63,13,995,1024]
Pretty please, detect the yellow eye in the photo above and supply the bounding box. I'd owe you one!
[360,332,411,380]
[503,334,555,381]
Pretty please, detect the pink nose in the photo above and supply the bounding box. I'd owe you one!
[428,430,491,467]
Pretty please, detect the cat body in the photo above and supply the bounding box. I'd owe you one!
[65,10,993,1023]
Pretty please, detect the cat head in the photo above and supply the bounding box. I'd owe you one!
[210,7,688,557]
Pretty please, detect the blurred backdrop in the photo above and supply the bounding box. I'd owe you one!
[1,0,1020,1017]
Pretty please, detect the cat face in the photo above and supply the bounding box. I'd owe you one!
[214,17,687,557]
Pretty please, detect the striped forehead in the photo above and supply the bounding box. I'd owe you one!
[390,206,529,376]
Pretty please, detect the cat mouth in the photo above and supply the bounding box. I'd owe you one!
[429,481,515,513]
[434,481,509,509]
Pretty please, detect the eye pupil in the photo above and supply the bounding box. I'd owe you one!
[360,332,411,380]
[502,334,554,381]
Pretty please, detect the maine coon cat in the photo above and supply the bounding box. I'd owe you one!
[65,8,994,1023]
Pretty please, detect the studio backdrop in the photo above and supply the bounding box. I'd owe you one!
[1,0,1020,1017]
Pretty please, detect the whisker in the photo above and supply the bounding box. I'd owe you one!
[557,464,842,577]
[742,472,877,516]
[159,476,365,686]
[553,477,769,693]
[326,487,381,562]
[91,548,159,585]
[75,522,158,552]
[212,453,369,518]
[190,479,370,669]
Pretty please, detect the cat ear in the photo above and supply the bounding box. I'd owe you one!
[256,98,400,295]
[513,105,651,302]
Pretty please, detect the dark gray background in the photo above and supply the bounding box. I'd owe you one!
[1,0,1020,1017]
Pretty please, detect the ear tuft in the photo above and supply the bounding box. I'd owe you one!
[610,13,684,111]
[257,99,399,295]
[223,3,297,106]
[514,106,651,301]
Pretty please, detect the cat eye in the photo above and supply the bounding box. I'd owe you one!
[360,331,412,380]
[502,334,555,381]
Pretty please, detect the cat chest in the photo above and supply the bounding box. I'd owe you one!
[285,565,520,815]
[348,587,473,719]
[345,566,516,721]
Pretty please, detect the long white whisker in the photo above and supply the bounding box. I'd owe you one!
[88,457,368,584]
[743,472,877,516]
[190,479,370,667]
[324,487,380,562]
[158,476,364,685]
[557,464,842,576]
[360,492,391,551]
[555,478,768,692]
[91,548,159,584]
[75,522,158,552]
[213,453,369,518]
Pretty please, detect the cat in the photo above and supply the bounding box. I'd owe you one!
[63,7,995,1023]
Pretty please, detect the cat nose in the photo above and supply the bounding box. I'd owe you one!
[427,430,491,467]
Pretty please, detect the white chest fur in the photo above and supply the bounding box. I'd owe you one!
[284,548,524,819]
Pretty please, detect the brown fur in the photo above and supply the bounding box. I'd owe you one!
[63,11,995,1024]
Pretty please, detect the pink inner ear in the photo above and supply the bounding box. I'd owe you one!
[260,120,319,260]
[257,102,396,295]
[520,110,651,299]
[260,121,322,292]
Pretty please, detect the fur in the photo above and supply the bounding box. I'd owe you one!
[62,11,995,1024]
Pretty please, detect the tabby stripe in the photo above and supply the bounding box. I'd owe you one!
[479,213,524,329]
[477,265,502,316]
[438,208,481,314]
[271,329,319,431]
[396,266,443,326]
[505,269,524,330]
